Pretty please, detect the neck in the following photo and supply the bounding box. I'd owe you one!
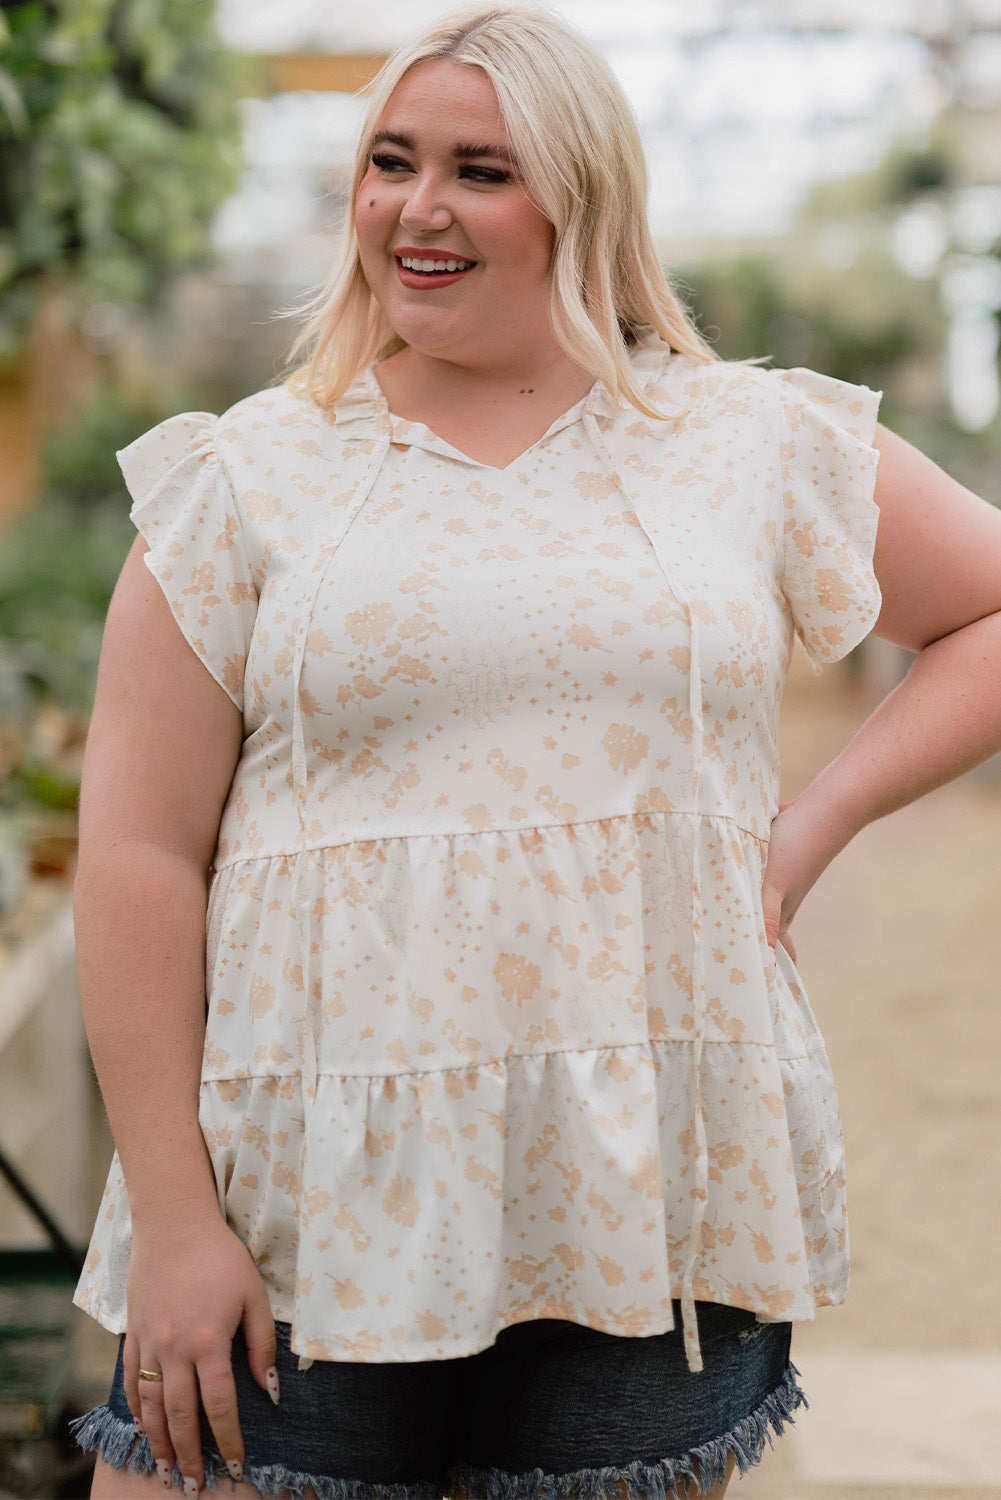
[372,344,597,471]
[379,345,593,418]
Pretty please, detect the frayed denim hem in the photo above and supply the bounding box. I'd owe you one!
[70,1360,806,1499]
[69,1407,155,1479]
[68,1407,445,1499]
[449,1361,808,1499]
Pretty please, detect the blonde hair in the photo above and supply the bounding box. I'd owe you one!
[287,5,716,415]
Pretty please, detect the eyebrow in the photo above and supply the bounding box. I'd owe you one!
[454,141,516,163]
[369,129,516,164]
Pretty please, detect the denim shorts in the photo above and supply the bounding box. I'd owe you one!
[72,1302,806,1499]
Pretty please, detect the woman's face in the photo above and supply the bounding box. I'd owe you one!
[354,61,556,370]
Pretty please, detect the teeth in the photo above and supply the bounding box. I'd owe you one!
[400,256,474,273]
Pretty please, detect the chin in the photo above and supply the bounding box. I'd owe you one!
[388,317,467,359]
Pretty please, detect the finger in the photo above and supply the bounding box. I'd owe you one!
[780,930,798,964]
[197,1358,245,1484]
[160,1365,204,1496]
[243,1288,278,1404]
[134,1367,175,1486]
[761,889,782,950]
[122,1333,140,1426]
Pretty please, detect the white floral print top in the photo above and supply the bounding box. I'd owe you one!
[74,337,882,1372]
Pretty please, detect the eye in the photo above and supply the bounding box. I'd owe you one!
[371,152,412,174]
[459,164,511,184]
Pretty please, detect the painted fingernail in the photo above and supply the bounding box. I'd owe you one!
[155,1459,172,1487]
[183,1478,199,1498]
[134,1418,145,1437]
[226,1460,244,1482]
[265,1365,280,1404]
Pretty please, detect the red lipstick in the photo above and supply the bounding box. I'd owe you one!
[394,247,478,289]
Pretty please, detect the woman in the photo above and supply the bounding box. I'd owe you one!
[72,7,1001,1499]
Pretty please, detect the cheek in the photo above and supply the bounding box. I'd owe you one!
[353,199,373,241]
[498,205,555,277]
[354,186,389,245]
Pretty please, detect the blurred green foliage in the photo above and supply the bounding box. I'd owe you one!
[0,382,167,836]
[0,490,131,828]
[0,493,132,718]
[42,375,170,500]
[0,0,244,362]
[0,377,172,710]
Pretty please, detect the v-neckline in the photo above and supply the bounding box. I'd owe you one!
[364,369,600,472]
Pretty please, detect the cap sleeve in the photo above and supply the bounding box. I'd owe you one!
[118,413,258,712]
[776,366,883,665]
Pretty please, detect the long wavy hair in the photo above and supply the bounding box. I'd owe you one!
[287,5,716,415]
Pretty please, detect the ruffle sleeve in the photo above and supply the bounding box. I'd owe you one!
[118,414,259,712]
[776,366,883,665]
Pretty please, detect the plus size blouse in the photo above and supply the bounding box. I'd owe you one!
[74,337,882,1372]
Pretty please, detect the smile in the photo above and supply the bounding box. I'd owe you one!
[398,256,477,273]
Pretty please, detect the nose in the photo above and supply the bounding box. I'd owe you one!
[398,170,453,234]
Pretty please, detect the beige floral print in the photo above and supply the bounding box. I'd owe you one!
[76,339,880,1370]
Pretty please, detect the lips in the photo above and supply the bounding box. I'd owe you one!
[394,247,478,289]
[398,255,476,273]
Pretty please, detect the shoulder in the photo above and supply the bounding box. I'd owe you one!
[209,379,384,495]
[667,355,777,411]
[622,338,777,420]
[684,359,879,438]
[636,349,878,447]
[213,384,338,458]
[601,345,782,452]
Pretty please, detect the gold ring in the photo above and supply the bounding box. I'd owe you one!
[138,1369,164,1382]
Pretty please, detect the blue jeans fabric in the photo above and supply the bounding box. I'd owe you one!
[72,1303,806,1498]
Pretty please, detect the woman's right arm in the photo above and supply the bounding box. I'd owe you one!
[75,537,276,1493]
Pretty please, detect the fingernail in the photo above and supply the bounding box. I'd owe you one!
[183,1478,199,1498]
[155,1459,172,1488]
[226,1460,244,1482]
[266,1365,280,1405]
[134,1418,145,1437]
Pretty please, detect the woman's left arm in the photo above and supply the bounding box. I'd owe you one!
[763,424,1001,950]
